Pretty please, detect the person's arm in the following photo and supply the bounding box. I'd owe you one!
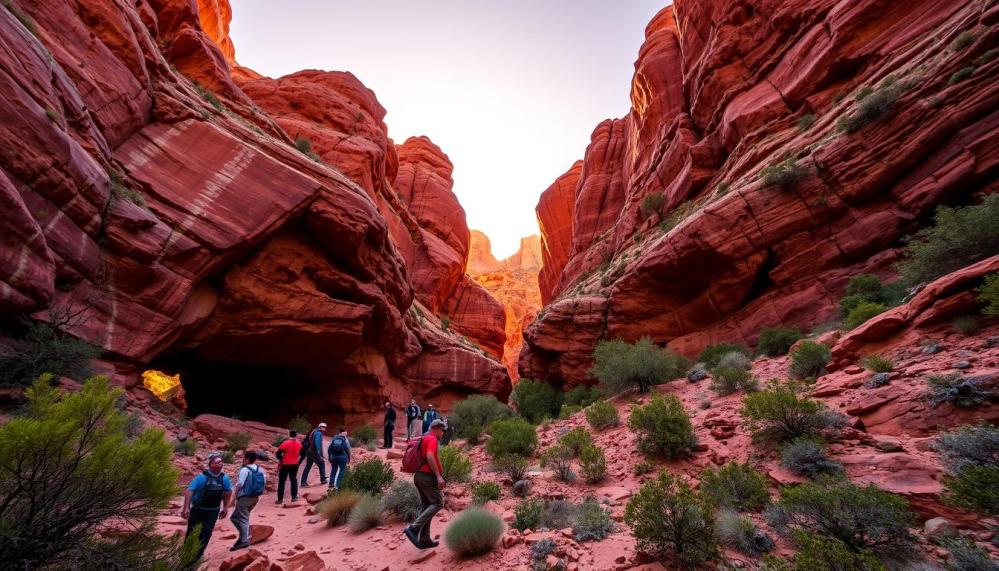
[182,488,193,519]
[230,469,243,509]
[314,431,325,459]
[220,491,231,518]
[426,446,444,487]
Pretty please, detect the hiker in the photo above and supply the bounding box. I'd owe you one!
[421,404,438,434]
[405,399,421,439]
[404,418,447,549]
[275,430,303,503]
[327,426,352,491]
[182,453,233,560]
[300,422,327,487]
[382,401,397,448]
[229,450,266,551]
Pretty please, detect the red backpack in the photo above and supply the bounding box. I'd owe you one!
[401,436,426,473]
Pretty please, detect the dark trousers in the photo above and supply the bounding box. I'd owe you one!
[384,423,394,448]
[277,464,299,501]
[329,454,348,490]
[185,506,219,560]
[300,455,326,485]
[411,472,443,542]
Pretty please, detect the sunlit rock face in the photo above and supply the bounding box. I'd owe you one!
[0,0,509,425]
[524,0,999,386]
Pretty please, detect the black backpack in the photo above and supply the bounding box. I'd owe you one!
[328,435,348,455]
[301,430,315,456]
[194,470,226,509]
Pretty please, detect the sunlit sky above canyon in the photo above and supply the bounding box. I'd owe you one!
[231,0,665,258]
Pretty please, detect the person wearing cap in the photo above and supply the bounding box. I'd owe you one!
[404,418,447,549]
[421,404,438,434]
[300,422,328,487]
[182,453,233,560]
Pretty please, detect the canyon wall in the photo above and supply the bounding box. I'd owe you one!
[524,0,999,386]
[0,0,509,424]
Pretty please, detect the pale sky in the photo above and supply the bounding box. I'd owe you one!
[230,1,666,258]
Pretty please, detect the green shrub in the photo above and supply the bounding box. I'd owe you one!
[710,367,758,396]
[845,302,887,329]
[627,394,697,459]
[558,404,581,419]
[564,385,601,407]
[288,415,311,435]
[943,537,999,571]
[341,458,394,495]
[836,77,910,133]
[949,66,977,85]
[585,400,620,429]
[439,445,473,483]
[788,341,831,380]
[934,424,999,514]
[449,394,512,443]
[741,382,830,443]
[444,508,503,558]
[943,465,999,515]
[897,194,999,286]
[0,309,100,387]
[221,450,235,464]
[761,155,809,191]
[173,439,197,456]
[697,342,752,368]
[952,315,979,335]
[699,461,770,511]
[513,497,546,531]
[639,193,666,220]
[765,479,915,557]
[757,327,804,357]
[559,427,593,456]
[225,431,251,452]
[347,494,383,533]
[317,489,362,527]
[381,480,421,522]
[192,81,223,112]
[780,438,843,479]
[715,509,774,556]
[0,376,185,568]
[352,424,377,445]
[633,460,655,476]
[512,479,532,498]
[485,418,538,458]
[441,316,451,331]
[979,272,999,316]
[927,373,993,408]
[764,530,888,571]
[951,31,977,51]
[493,453,529,482]
[544,499,578,530]
[579,445,607,484]
[574,499,614,541]
[109,169,146,207]
[717,351,753,370]
[541,444,575,482]
[861,355,893,373]
[2,0,38,36]
[512,379,562,423]
[624,471,719,566]
[591,337,688,394]
[471,481,501,505]
[531,538,557,569]
[797,113,816,131]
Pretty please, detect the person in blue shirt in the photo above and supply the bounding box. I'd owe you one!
[182,453,233,560]
[300,422,328,487]
[327,427,352,491]
[422,405,438,434]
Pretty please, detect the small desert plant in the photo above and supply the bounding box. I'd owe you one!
[513,497,546,531]
[797,113,816,131]
[558,404,581,419]
[627,394,697,459]
[192,81,223,112]
[838,274,900,317]
[439,445,473,483]
[927,373,993,408]
[221,450,235,464]
[780,438,843,479]
[440,316,451,331]
[531,538,557,570]
[949,66,977,86]
[444,508,504,558]
[764,530,888,571]
[449,394,513,443]
[845,302,887,329]
[633,460,655,476]
[512,379,562,423]
[861,355,893,373]
[317,489,362,527]
[741,382,830,443]
[757,326,804,357]
[980,272,999,316]
[381,480,422,522]
[563,385,601,407]
[287,415,311,435]
[943,464,999,515]
[591,337,689,394]
[951,31,977,51]
[579,445,607,483]
[559,427,592,456]
[715,509,775,556]
[471,481,502,505]
[699,461,770,511]
[352,424,377,445]
[697,342,752,368]
[512,479,532,498]
[935,423,999,515]
[952,315,979,335]
[836,77,910,133]
[341,458,394,495]
[544,499,578,530]
[943,537,999,571]
[293,137,321,161]
[788,341,831,380]
[639,193,667,220]
[485,418,538,458]
[108,169,146,207]
[493,453,529,482]
[585,400,620,429]
[717,350,753,370]
[573,499,614,541]
[541,444,575,482]
[710,366,758,396]
[624,471,719,566]
[225,431,251,452]
[0,307,101,387]
[173,439,197,456]
[761,155,809,191]
[347,494,383,533]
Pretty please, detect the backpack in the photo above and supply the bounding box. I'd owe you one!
[302,430,317,457]
[240,465,265,497]
[328,435,348,455]
[194,470,226,509]
[401,436,427,473]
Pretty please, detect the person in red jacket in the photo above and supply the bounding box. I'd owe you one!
[404,419,446,549]
[275,430,303,504]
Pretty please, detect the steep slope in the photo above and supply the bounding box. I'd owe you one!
[523,0,999,386]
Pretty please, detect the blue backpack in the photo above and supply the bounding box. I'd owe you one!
[240,465,265,497]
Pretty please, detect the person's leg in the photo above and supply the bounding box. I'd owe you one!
[410,473,442,542]
[290,464,300,500]
[231,496,254,546]
[384,425,392,448]
[300,456,314,485]
[277,466,288,503]
[332,456,348,489]
[189,507,218,559]
[317,457,327,484]
[405,419,412,439]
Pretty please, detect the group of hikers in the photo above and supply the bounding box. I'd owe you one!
[180,398,449,559]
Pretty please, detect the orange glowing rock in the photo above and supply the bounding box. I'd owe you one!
[142,370,182,401]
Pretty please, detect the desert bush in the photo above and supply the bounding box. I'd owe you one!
[439,445,473,483]
[514,498,546,531]
[896,194,999,286]
[698,342,752,368]
[559,427,592,456]
[837,77,910,133]
[512,479,532,498]
[471,481,502,505]
[952,315,979,335]
[585,400,620,429]
[221,450,235,464]
[789,341,831,380]
[574,499,614,541]
[531,538,557,570]
[715,509,775,556]
[780,438,843,479]
[763,530,888,571]
[224,431,251,452]
[173,438,197,456]
[444,508,503,558]
[639,193,666,219]
[558,404,581,419]
[352,424,377,445]
[317,490,362,527]
[485,417,538,458]
[687,362,709,382]
[493,453,529,482]
[943,465,999,515]
[797,113,816,131]
[980,272,999,316]
[579,445,607,483]
[935,425,999,514]
[927,373,993,408]
[758,327,804,357]
[710,366,758,396]
[699,461,770,511]
[765,478,915,557]
[761,155,809,191]
[541,444,575,482]
[633,460,655,476]
[627,394,697,459]
[845,302,887,329]
[717,350,753,370]
[543,499,577,530]
[624,471,719,566]
[564,385,601,407]
[949,66,977,86]
[448,394,513,443]
[512,379,562,423]
[0,309,101,387]
[341,458,394,495]
[591,337,688,394]
[943,537,999,571]
[347,494,383,533]
[861,355,893,373]
[192,81,224,112]
[288,414,311,434]
[741,382,830,443]
[381,480,422,522]
[951,31,977,51]
[838,274,901,318]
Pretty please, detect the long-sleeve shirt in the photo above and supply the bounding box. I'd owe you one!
[406,405,421,419]
[307,429,324,459]
[384,407,396,425]
[327,434,351,461]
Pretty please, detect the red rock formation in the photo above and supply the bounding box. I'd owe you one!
[523,0,999,386]
[468,230,501,274]
[536,162,581,304]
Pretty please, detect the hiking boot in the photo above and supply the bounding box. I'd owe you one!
[418,539,439,548]
[229,542,249,552]
[403,526,421,548]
